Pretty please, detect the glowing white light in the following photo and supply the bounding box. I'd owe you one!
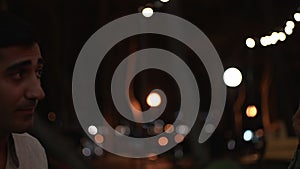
[82,147,91,157]
[294,13,300,22]
[285,27,293,35]
[160,0,170,2]
[142,7,154,18]
[88,125,98,135]
[270,32,279,44]
[266,36,273,46]
[278,32,286,41]
[246,38,255,48]
[223,67,243,87]
[260,37,269,46]
[146,92,162,107]
[243,130,254,141]
[260,37,267,46]
[176,125,189,135]
[286,21,295,29]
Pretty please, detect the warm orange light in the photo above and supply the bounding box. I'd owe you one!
[146,92,162,107]
[158,137,168,146]
[48,112,56,122]
[148,153,158,160]
[95,134,104,144]
[246,105,258,118]
[174,134,185,143]
[164,124,174,133]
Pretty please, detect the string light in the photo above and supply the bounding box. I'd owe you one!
[294,13,300,22]
[142,7,154,18]
[246,7,299,48]
[140,0,171,18]
[278,32,287,41]
[246,38,256,48]
[223,67,243,87]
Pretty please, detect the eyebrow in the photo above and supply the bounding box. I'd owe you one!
[5,58,44,72]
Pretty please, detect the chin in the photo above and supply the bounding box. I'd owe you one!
[12,119,34,133]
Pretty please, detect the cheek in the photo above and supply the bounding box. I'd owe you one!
[0,84,23,111]
[0,86,24,129]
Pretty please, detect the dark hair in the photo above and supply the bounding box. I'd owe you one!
[0,11,37,48]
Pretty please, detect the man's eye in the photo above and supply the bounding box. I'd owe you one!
[36,69,44,79]
[11,72,24,80]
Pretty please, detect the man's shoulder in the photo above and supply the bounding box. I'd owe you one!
[12,132,39,140]
[12,132,42,146]
[10,132,48,168]
[11,132,46,155]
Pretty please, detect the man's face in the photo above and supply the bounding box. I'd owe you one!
[0,43,45,134]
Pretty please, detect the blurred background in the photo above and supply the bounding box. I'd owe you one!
[1,0,300,168]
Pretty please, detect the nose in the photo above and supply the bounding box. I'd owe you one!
[25,78,45,101]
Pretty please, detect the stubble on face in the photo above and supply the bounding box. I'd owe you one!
[0,43,45,135]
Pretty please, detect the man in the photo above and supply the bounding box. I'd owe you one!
[0,12,48,169]
[289,103,300,169]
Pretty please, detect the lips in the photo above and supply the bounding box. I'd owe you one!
[16,104,37,115]
[16,107,35,115]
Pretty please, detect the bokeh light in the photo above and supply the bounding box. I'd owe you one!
[174,134,185,143]
[223,67,243,87]
[48,112,57,122]
[227,139,236,150]
[176,125,189,135]
[164,124,175,133]
[146,92,162,107]
[286,20,295,29]
[243,130,254,141]
[82,147,91,157]
[115,125,131,135]
[278,32,287,41]
[158,137,169,146]
[88,125,98,135]
[94,134,104,144]
[285,27,293,35]
[246,105,258,118]
[94,147,104,156]
[246,38,255,48]
[294,13,300,22]
[142,7,154,18]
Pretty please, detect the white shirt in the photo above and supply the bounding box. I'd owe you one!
[5,133,48,169]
